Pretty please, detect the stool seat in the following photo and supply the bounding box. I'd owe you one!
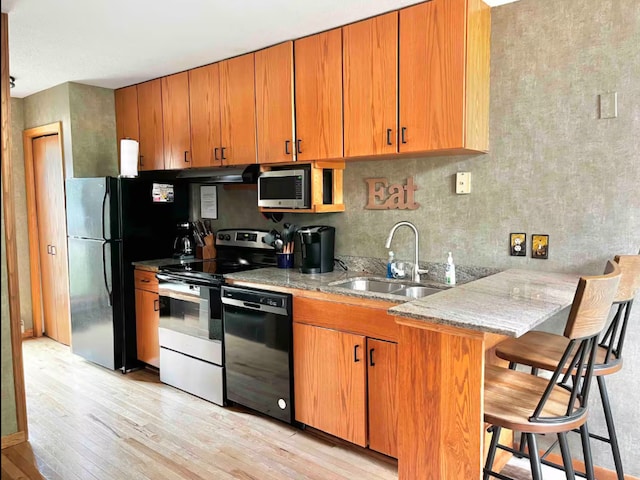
[484,365,586,433]
[496,331,623,377]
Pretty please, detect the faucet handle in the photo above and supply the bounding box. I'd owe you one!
[414,267,429,283]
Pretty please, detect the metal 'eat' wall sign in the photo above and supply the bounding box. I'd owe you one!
[364,177,419,210]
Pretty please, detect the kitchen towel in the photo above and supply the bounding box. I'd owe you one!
[120,139,139,177]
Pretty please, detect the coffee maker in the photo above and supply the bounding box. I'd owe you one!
[298,226,335,274]
[173,222,195,259]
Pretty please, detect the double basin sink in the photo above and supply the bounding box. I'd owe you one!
[329,277,443,299]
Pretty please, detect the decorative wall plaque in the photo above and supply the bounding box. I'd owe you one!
[365,177,419,210]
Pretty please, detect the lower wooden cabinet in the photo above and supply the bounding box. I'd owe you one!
[134,269,160,368]
[293,322,398,456]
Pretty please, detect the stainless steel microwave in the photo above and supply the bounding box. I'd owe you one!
[258,169,310,209]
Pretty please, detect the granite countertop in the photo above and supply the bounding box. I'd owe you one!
[132,258,182,272]
[224,267,452,304]
[389,269,580,337]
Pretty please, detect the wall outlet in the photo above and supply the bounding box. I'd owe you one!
[456,172,471,194]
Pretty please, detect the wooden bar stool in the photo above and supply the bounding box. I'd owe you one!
[494,255,640,480]
[483,261,621,480]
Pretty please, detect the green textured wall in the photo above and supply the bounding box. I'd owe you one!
[1,188,18,436]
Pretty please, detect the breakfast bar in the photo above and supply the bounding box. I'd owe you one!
[389,269,581,479]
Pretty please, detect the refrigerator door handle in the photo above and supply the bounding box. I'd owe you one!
[102,240,113,307]
[101,181,110,241]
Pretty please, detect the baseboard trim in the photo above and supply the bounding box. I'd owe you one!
[1,431,26,449]
[22,328,34,339]
[541,451,639,480]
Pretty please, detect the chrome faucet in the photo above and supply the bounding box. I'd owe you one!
[384,221,429,283]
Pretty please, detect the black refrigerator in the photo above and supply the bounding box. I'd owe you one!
[66,177,188,371]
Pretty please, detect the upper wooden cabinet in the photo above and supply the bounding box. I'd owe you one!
[114,85,139,154]
[255,42,296,164]
[162,72,192,169]
[219,53,258,166]
[137,79,165,171]
[343,12,398,158]
[189,63,223,168]
[399,0,490,153]
[294,29,343,161]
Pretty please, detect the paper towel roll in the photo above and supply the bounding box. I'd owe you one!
[120,139,139,177]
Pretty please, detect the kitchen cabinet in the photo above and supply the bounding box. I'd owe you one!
[255,42,296,164]
[137,79,165,170]
[219,53,258,166]
[398,0,490,153]
[162,72,192,169]
[189,63,223,168]
[343,12,398,158]
[294,28,343,161]
[293,322,367,446]
[367,338,398,458]
[134,269,160,368]
[293,296,398,456]
[114,85,139,161]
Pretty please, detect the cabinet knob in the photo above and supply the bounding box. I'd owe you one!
[184,151,189,163]
[153,299,159,312]
[369,348,375,366]
[220,147,227,161]
[214,147,220,162]
[285,140,291,155]
[296,139,302,154]
[401,127,407,144]
[386,129,393,146]
[354,344,360,363]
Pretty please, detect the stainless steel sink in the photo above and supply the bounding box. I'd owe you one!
[333,278,408,293]
[330,277,443,299]
[393,286,442,299]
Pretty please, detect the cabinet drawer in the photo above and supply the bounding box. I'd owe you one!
[134,269,159,292]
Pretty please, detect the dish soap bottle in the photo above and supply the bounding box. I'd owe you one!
[445,252,456,285]
[387,251,395,279]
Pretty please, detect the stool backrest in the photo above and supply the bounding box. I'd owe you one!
[563,261,621,340]
[531,261,620,422]
[599,254,640,362]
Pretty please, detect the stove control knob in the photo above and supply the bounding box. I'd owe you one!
[218,233,224,240]
[224,234,231,240]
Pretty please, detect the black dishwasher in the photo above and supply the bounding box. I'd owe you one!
[221,285,294,424]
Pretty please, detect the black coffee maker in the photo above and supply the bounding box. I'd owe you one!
[298,226,335,274]
[173,222,195,259]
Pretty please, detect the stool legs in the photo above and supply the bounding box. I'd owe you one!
[598,376,624,480]
[557,432,576,480]
[483,426,502,480]
[527,433,543,480]
[579,424,595,480]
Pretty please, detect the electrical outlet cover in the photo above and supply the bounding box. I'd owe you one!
[510,233,526,256]
[532,234,549,259]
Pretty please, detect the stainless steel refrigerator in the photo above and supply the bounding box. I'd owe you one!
[66,177,188,371]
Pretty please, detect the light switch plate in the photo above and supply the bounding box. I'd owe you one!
[456,172,471,194]
[599,92,618,119]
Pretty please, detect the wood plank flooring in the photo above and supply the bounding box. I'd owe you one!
[13,337,398,480]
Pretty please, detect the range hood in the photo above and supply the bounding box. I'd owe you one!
[175,164,260,184]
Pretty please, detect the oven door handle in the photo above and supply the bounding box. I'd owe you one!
[221,296,288,316]
[156,272,221,288]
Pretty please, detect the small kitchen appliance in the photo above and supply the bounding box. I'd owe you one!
[298,225,335,274]
[172,222,195,259]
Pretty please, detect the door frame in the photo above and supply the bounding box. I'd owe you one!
[23,121,65,338]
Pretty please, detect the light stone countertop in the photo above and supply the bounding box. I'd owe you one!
[389,268,580,337]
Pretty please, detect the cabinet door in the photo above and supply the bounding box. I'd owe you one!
[189,63,223,168]
[294,29,343,161]
[255,41,295,164]
[137,79,165,170]
[294,323,367,446]
[343,12,398,158]
[135,288,160,368]
[367,338,398,458]
[162,72,192,169]
[114,85,139,159]
[399,0,466,152]
[219,53,257,166]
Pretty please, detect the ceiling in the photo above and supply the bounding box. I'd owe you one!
[2,0,519,99]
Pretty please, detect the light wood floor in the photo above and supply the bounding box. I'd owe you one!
[11,337,398,480]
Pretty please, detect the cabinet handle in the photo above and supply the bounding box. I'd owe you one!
[184,151,189,163]
[46,245,51,254]
[214,147,219,161]
[221,147,227,161]
[354,344,360,363]
[139,155,144,167]
[296,139,302,154]
[140,278,150,283]
[369,348,375,366]
[285,140,291,155]
[51,245,56,255]
[386,128,393,146]
[401,127,407,144]
[153,299,159,312]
